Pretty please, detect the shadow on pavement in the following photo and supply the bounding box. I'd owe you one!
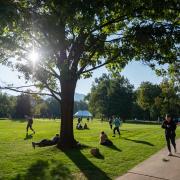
[172,154,180,158]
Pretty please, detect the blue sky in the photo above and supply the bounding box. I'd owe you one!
[76,61,163,94]
[0,61,163,95]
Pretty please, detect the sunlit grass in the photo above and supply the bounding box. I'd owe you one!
[0,119,180,180]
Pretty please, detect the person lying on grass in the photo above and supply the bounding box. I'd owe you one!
[100,131,113,146]
[32,134,60,149]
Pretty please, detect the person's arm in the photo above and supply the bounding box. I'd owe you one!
[161,121,166,129]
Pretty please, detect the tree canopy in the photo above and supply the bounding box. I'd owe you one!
[87,74,134,119]
[0,0,179,94]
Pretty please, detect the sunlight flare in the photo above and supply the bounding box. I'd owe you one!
[28,51,39,63]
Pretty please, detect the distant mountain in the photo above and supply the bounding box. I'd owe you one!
[74,93,85,102]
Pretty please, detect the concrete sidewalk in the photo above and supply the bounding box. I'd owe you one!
[116,139,180,180]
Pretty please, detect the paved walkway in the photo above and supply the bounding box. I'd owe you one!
[116,138,180,180]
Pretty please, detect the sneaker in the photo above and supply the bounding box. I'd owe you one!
[32,142,35,149]
[168,152,172,156]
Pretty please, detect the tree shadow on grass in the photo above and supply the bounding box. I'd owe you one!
[24,133,33,140]
[11,159,72,180]
[122,137,154,146]
[64,149,111,180]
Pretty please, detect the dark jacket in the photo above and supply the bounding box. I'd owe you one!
[162,120,176,136]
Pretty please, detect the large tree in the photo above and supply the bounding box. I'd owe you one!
[136,82,161,120]
[87,74,134,119]
[0,92,16,118]
[15,93,32,118]
[154,79,180,117]
[0,0,179,149]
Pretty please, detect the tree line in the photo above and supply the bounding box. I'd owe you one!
[86,73,180,121]
[0,93,87,119]
[1,73,179,121]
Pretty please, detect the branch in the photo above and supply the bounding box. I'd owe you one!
[4,85,38,89]
[38,64,60,79]
[91,7,145,34]
[80,53,120,75]
[43,81,61,98]
[91,15,130,34]
[29,33,44,47]
[77,50,97,75]
[0,86,52,96]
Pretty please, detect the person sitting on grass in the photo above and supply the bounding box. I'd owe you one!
[84,123,89,129]
[76,122,83,130]
[100,131,113,146]
[32,134,60,149]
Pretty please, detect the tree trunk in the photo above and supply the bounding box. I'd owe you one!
[57,78,78,149]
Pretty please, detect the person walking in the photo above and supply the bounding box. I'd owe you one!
[25,115,35,134]
[162,114,177,156]
[112,116,121,137]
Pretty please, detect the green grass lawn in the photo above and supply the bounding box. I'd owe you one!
[0,119,180,180]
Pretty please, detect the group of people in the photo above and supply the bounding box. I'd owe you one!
[100,114,178,156]
[26,113,178,156]
[76,122,89,130]
[25,115,60,149]
[98,116,122,147]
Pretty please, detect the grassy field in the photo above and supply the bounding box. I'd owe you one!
[0,119,180,180]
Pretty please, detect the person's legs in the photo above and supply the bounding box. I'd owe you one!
[117,127,120,135]
[29,124,35,134]
[166,135,172,155]
[38,139,52,146]
[170,135,176,152]
[32,139,51,149]
[26,124,30,133]
[106,139,113,146]
[113,127,117,136]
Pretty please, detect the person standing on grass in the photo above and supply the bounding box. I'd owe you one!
[25,115,35,134]
[109,117,113,129]
[112,116,121,137]
[162,114,177,156]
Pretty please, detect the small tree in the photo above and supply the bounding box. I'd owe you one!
[0,1,179,149]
